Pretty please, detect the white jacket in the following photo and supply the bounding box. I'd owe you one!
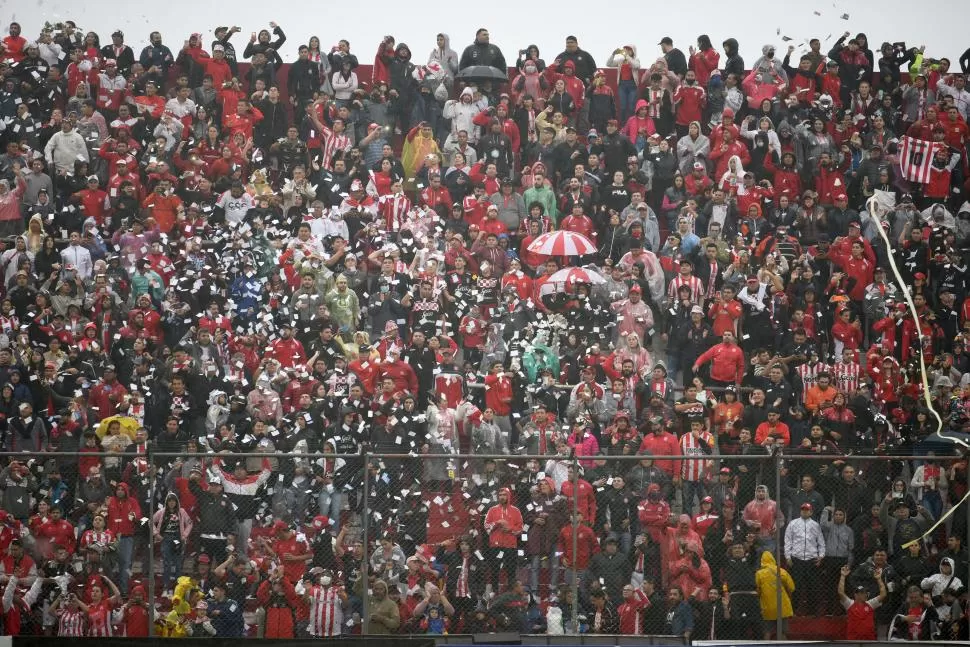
[330,71,358,101]
[443,88,485,142]
[44,129,89,173]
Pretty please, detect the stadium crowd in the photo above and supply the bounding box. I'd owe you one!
[0,14,968,641]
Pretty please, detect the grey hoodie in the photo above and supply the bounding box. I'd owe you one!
[428,33,459,79]
[751,45,788,84]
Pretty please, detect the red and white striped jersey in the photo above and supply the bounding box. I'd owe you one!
[667,275,705,305]
[377,193,411,232]
[308,585,344,637]
[57,608,86,636]
[86,600,114,637]
[795,362,831,402]
[320,128,352,171]
[679,430,714,481]
[80,529,115,550]
[832,360,861,394]
[455,555,472,598]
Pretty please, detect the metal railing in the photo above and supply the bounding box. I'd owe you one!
[1,448,965,639]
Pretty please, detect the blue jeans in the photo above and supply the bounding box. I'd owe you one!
[530,554,560,596]
[161,536,183,589]
[619,80,638,124]
[117,536,134,593]
[317,488,343,533]
[666,353,682,385]
[606,530,632,556]
[681,480,707,515]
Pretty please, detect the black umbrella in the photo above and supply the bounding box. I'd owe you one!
[456,65,508,82]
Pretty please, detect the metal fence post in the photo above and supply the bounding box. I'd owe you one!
[570,454,579,633]
[774,451,783,640]
[147,446,156,636]
[360,451,371,635]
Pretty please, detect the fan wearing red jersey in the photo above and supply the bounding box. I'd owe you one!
[839,564,886,640]
[75,577,122,636]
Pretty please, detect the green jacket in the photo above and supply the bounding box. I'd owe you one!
[522,185,559,224]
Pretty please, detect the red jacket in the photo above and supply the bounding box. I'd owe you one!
[223,107,264,140]
[638,432,681,476]
[256,578,301,638]
[268,337,307,368]
[818,71,842,107]
[560,478,597,523]
[813,165,848,205]
[763,152,802,197]
[105,484,142,536]
[694,342,745,384]
[673,85,706,126]
[378,360,418,395]
[710,141,750,179]
[88,379,128,418]
[484,373,513,415]
[689,49,720,86]
[35,519,76,557]
[484,489,523,548]
[788,71,817,104]
[557,523,598,569]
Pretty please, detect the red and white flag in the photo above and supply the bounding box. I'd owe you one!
[899,135,938,184]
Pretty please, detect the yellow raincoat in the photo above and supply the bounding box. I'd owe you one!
[755,551,795,621]
[401,125,441,179]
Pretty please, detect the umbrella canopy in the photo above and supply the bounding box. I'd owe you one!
[456,65,508,82]
[548,267,607,285]
[527,231,597,257]
[95,415,140,440]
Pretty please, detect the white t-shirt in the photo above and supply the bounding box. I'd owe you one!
[217,191,255,224]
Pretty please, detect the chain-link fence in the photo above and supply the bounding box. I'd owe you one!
[1,449,968,640]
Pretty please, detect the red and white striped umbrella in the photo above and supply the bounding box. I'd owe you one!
[526,231,597,256]
[548,267,607,285]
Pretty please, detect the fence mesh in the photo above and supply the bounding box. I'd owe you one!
[2,445,967,640]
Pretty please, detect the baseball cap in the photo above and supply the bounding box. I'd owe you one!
[800,503,813,511]
[197,554,211,564]
[659,37,673,46]
[690,305,704,315]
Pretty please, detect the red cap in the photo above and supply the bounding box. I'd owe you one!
[629,284,642,293]
[722,107,735,118]
[747,275,760,283]
[273,520,289,533]
[197,554,212,564]
[914,272,926,280]
[800,503,813,511]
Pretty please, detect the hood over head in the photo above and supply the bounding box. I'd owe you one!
[760,551,778,568]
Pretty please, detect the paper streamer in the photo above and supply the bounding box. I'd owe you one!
[901,487,970,549]
[866,195,968,450]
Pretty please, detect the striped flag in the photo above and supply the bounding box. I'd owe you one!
[899,135,938,184]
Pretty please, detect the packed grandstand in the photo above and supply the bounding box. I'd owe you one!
[0,16,968,641]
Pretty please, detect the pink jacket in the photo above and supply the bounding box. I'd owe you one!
[566,431,600,468]
[0,177,26,222]
[152,496,193,540]
[622,100,657,142]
